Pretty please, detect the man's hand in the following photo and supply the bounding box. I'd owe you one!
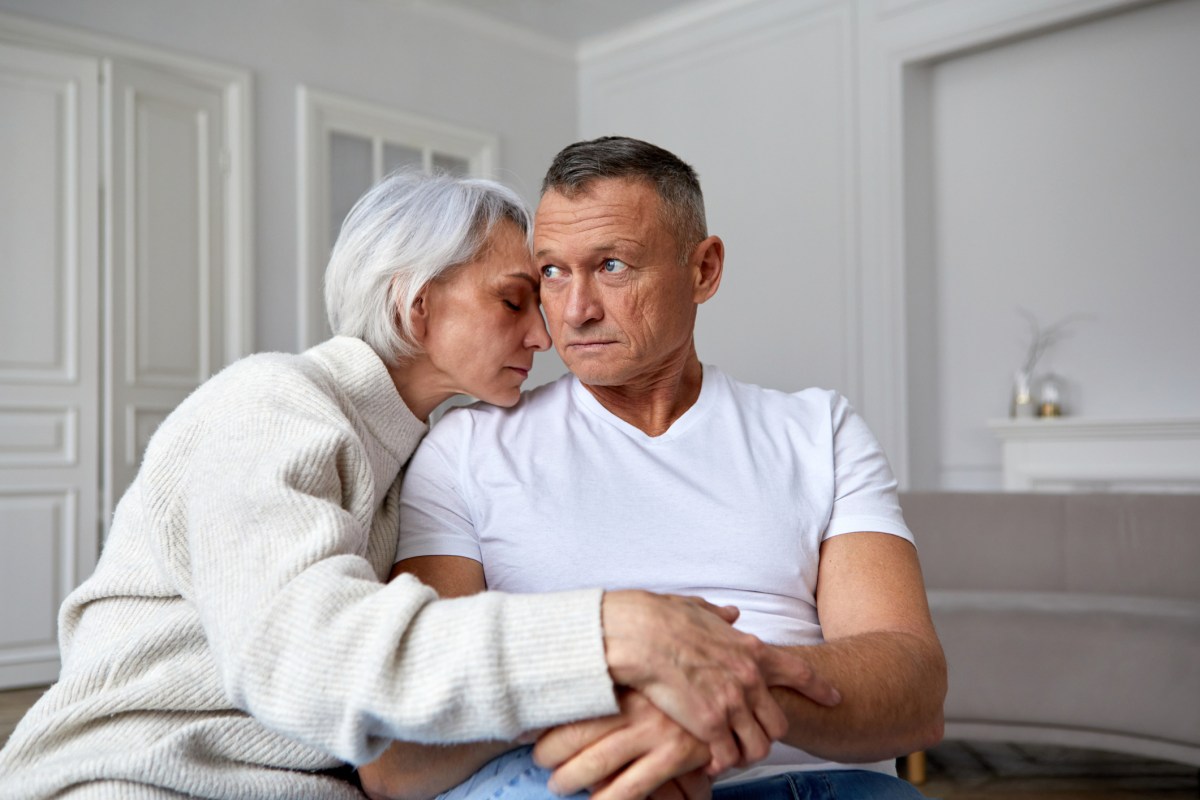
[600,591,840,773]
[534,690,712,800]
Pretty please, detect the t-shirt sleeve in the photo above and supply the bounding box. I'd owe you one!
[395,410,483,564]
[823,393,913,543]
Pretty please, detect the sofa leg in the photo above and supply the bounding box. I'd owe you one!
[905,750,927,785]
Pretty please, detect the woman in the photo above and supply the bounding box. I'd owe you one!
[0,173,808,800]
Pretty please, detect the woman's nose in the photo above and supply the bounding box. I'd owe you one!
[525,310,551,351]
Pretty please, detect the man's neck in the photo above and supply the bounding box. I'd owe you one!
[581,353,704,437]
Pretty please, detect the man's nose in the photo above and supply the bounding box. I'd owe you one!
[562,276,602,328]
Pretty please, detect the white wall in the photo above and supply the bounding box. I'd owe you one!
[579,0,1199,488]
[581,0,860,398]
[0,0,579,356]
[922,0,1200,489]
[6,0,1196,487]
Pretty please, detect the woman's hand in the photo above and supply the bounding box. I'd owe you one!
[533,690,712,800]
[600,591,841,774]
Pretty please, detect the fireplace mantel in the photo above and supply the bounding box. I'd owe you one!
[987,418,1200,493]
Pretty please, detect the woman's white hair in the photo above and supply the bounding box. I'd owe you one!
[324,171,531,365]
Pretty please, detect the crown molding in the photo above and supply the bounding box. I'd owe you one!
[404,0,576,61]
[578,0,784,61]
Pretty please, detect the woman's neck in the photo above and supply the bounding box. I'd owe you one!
[387,355,456,422]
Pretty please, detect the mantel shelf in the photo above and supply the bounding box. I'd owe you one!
[987,417,1200,492]
[987,417,1200,441]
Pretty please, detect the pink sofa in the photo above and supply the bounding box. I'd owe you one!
[900,492,1200,767]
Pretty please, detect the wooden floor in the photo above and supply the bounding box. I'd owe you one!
[911,740,1199,799]
[0,685,46,747]
[3,686,1197,797]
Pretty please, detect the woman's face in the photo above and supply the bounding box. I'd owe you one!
[419,220,550,407]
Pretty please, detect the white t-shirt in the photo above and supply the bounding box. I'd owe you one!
[396,366,913,781]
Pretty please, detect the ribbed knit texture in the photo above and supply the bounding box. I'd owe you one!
[0,337,615,799]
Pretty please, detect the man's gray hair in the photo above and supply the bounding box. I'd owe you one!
[540,136,707,262]
[325,171,531,365]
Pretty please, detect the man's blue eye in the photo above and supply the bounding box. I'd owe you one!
[542,265,562,279]
[602,259,628,274]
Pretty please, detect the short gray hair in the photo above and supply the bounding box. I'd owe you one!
[325,171,531,365]
[541,136,707,263]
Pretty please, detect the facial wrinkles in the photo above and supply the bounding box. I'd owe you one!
[536,196,652,259]
[536,183,691,375]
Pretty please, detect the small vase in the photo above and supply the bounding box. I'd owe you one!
[1011,370,1035,418]
[1036,372,1065,417]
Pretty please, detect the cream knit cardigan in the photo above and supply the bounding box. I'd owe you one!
[0,337,616,799]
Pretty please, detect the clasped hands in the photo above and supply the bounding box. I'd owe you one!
[531,591,841,800]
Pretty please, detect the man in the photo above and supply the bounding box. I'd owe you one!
[363,137,946,800]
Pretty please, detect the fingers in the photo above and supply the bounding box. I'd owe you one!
[761,647,842,708]
[534,713,627,770]
[601,590,830,772]
[700,673,788,773]
[586,729,710,800]
[672,594,740,625]
[717,695,773,772]
[747,680,790,742]
[542,692,712,800]
[699,727,740,776]
[546,723,649,796]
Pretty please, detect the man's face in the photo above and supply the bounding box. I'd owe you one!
[534,179,699,388]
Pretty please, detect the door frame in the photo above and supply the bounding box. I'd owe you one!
[0,11,254,688]
[0,10,255,365]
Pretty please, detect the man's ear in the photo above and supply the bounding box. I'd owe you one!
[690,235,724,304]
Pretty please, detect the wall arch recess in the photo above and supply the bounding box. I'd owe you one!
[855,0,1162,488]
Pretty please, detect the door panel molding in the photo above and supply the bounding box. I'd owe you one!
[0,10,255,365]
[0,407,77,466]
[105,57,228,525]
[0,16,254,689]
[0,40,99,689]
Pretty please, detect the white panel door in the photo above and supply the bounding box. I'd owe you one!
[103,61,226,525]
[0,42,100,687]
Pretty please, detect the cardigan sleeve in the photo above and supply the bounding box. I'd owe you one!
[157,381,615,764]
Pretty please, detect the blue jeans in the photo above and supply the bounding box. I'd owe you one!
[435,746,927,800]
[434,746,586,800]
[713,769,927,799]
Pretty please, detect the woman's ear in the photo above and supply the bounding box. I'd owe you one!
[407,288,429,342]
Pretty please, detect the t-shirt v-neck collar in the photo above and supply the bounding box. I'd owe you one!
[570,366,719,443]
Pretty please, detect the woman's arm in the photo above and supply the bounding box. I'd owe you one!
[358,556,517,800]
[181,382,617,765]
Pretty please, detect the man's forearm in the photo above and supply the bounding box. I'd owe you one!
[770,630,946,764]
[359,740,512,800]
